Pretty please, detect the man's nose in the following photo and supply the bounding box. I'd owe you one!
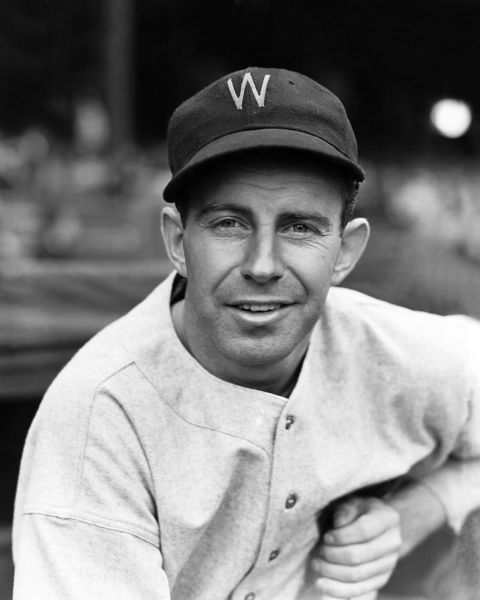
[240,230,285,283]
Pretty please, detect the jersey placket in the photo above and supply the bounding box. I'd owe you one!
[231,393,320,600]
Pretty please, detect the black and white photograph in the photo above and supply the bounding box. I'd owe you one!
[1,1,479,599]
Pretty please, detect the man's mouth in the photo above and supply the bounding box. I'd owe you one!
[227,301,293,325]
[237,303,282,312]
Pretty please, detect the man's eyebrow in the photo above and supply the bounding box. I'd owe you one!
[196,202,253,219]
[279,211,333,229]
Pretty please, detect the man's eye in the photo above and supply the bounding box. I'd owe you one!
[217,218,239,228]
[210,218,247,231]
[286,223,313,234]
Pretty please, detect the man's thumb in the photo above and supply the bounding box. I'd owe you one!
[333,497,364,528]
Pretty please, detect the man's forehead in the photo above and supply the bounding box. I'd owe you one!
[189,160,344,224]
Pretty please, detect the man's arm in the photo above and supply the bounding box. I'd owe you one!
[13,380,170,600]
[313,411,480,596]
[312,439,480,598]
[311,461,480,599]
[387,477,448,557]
[310,478,447,600]
[312,316,480,598]
[391,315,480,551]
[13,512,170,600]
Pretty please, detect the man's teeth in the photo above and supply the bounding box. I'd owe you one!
[238,304,281,312]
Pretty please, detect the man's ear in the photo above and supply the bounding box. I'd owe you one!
[161,205,188,278]
[331,218,370,286]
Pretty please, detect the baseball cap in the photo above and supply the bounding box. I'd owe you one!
[163,66,365,202]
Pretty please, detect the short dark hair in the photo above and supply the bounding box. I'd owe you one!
[340,179,359,229]
[174,149,360,231]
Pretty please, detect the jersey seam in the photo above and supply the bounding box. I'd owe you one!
[111,398,158,511]
[126,363,272,459]
[22,507,160,548]
[73,359,136,509]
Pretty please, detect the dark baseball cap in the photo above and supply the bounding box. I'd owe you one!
[163,66,365,202]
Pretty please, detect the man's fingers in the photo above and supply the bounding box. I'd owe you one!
[318,527,402,565]
[313,496,401,598]
[324,501,400,546]
[311,551,398,583]
[315,572,391,598]
[317,592,378,600]
[332,497,365,528]
[318,592,378,600]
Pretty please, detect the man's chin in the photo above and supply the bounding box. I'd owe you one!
[221,337,298,368]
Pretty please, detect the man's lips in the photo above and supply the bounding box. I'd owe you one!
[225,300,294,327]
[227,300,293,313]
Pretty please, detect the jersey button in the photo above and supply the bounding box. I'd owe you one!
[285,494,297,509]
[285,415,295,429]
[244,594,255,600]
[269,549,280,561]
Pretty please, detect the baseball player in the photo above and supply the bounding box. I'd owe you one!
[13,67,480,600]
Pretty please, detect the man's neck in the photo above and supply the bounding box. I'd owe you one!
[171,300,306,398]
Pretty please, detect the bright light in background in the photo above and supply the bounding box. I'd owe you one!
[430,99,472,138]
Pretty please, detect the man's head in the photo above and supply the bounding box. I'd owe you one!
[161,67,369,390]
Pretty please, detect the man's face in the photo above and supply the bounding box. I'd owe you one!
[176,155,349,370]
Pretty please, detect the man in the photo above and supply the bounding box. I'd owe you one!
[13,67,480,600]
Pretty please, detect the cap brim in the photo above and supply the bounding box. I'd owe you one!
[163,128,365,202]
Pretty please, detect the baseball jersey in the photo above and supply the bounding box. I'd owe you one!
[12,271,480,600]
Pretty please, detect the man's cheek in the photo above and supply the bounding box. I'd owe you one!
[286,258,333,295]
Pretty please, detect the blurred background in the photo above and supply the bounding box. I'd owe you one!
[1,0,480,597]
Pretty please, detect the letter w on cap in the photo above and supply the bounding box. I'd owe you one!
[227,73,271,110]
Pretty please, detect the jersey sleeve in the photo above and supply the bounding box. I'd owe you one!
[415,316,480,533]
[13,513,170,600]
[13,373,171,600]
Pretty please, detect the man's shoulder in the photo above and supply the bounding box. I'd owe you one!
[324,287,475,372]
[47,318,133,399]
[327,286,468,331]
[15,279,178,533]
[42,273,176,412]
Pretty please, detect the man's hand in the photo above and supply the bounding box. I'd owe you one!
[311,496,402,599]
